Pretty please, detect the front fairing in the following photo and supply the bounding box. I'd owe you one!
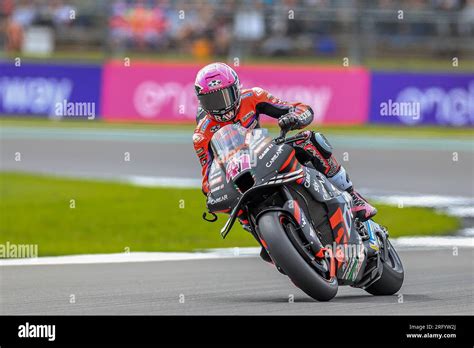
[206,161,240,213]
[206,125,296,213]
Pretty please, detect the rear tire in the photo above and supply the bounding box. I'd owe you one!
[365,239,404,296]
[258,211,338,301]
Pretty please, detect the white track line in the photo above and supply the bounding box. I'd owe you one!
[391,236,473,248]
[1,239,473,266]
[126,176,201,188]
[0,249,259,266]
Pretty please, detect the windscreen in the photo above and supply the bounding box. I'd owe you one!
[210,124,270,165]
[210,124,248,163]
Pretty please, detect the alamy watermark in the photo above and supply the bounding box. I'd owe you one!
[324,241,364,262]
[0,241,38,258]
[18,322,55,341]
[380,99,420,120]
[54,99,96,120]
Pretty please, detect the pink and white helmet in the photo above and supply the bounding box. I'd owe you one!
[194,62,241,122]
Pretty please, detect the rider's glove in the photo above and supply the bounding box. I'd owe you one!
[278,113,301,131]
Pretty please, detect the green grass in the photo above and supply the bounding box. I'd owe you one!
[3,50,474,72]
[2,116,473,139]
[0,172,461,257]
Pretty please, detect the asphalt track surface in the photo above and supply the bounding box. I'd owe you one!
[1,127,473,315]
[0,127,473,196]
[1,248,472,315]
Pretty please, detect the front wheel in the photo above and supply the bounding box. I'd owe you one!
[365,239,404,296]
[257,211,338,301]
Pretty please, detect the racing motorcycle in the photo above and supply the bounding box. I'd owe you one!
[203,124,404,301]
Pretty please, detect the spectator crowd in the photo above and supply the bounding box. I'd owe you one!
[1,0,473,58]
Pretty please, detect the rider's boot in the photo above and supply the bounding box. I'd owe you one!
[347,187,378,222]
[326,166,377,222]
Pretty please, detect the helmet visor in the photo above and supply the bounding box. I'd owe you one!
[199,85,239,115]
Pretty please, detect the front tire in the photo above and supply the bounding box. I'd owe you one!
[257,211,338,301]
[365,239,404,296]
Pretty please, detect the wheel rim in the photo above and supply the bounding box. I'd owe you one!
[281,215,335,283]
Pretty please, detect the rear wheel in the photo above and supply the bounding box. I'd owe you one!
[365,239,404,296]
[257,211,338,301]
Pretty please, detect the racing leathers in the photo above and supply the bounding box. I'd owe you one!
[193,87,377,222]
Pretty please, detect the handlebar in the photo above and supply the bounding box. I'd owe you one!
[274,128,289,144]
[274,128,307,145]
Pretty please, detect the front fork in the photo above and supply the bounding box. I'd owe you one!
[280,186,325,256]
[279,186,336,279]
[249,185,337,279]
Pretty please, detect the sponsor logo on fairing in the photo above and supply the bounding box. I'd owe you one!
[309,174,331,200]
[226,153,251,182]
[265,146,284,168]
[209,176,222,186]
[301,215,307,227]
[209,169,221,179]
[258,143,274,160]
[312,179,320,192]
[208,194,228,205]
[210,184,224,193]
[304,173,311,188]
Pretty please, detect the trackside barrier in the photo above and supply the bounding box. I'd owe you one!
[0,62,102,119]
[0,61,472,127]
[101,61,370,125]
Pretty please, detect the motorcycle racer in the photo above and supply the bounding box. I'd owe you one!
[193,62,377,223]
